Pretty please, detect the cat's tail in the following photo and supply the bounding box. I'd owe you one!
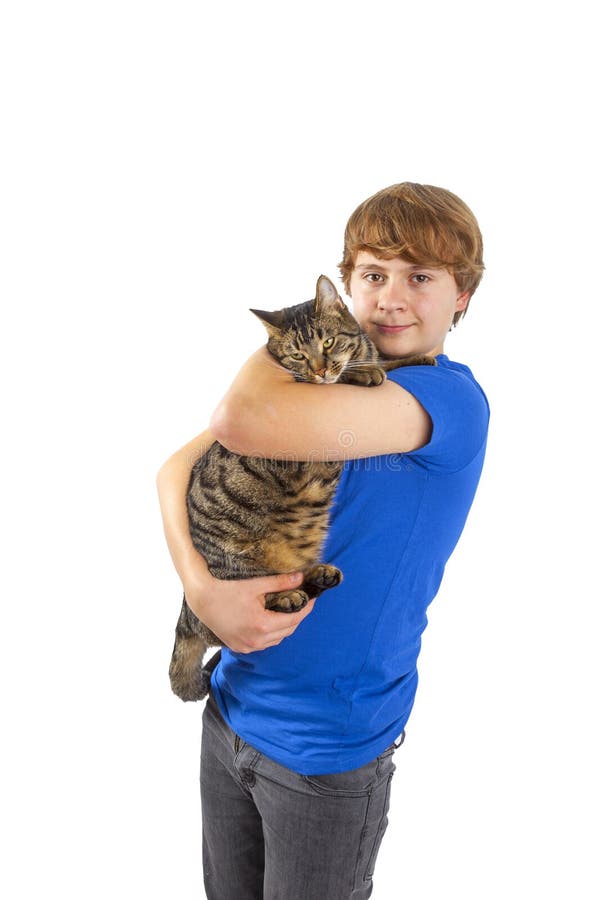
[198,649,222,699]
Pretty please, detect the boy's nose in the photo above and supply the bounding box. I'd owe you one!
[377,286,409,310]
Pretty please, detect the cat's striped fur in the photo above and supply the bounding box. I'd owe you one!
[169,275,434,701]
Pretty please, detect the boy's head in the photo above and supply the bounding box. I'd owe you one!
[339,182,484,326]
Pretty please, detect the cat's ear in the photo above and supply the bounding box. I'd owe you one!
[314,275,345,313]
[250,308,285,334]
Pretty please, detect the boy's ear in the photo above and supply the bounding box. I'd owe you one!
[314,274,345,312]
[250,308,284,334]
[455,291,470,312]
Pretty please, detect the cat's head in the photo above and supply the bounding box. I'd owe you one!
[250,275,367,384]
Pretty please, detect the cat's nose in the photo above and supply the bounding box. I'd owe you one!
[314,367,327,377]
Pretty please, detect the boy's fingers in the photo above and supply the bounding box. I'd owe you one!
[277,571,304,588]
[254,570,304,593]
[265,597,316,626]
[295,597,316,619]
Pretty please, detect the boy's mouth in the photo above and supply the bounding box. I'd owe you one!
[375,324,413,334]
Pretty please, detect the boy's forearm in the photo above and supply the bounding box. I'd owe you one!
[157,426,311,649]
[156,430,215,584]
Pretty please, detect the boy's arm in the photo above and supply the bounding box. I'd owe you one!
[156,430,214,587]
[209,348,432,460]
[156,430,312,653]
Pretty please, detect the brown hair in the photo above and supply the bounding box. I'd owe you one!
[339,182,484,326]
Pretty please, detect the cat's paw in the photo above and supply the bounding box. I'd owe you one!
[304,564,343,590]
[367,367,386,385]
[170,667,209,702]
[342,366,386,386]
[265,589,310,613]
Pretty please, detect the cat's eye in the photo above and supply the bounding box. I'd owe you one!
[291,352,305,360]
[322,337,335,350]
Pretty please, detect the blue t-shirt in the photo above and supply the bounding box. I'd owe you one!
[212,355,489,775]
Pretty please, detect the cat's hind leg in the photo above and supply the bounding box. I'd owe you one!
[264,564,342,611]
[301,564,343,598]
[264,589,310,612]
[169,632,210,701]
[169,596,218,701]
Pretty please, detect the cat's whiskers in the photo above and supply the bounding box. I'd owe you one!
[341,359,379,370]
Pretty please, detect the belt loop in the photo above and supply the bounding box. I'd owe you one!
[234,733,240,754]
[394,730,406,749]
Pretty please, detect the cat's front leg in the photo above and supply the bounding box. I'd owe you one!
[378,355,437,371]
[338,365,387,386]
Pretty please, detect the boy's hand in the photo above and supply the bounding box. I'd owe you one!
[183,563,315,654]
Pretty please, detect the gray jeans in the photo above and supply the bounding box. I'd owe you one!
[200,693,401,900]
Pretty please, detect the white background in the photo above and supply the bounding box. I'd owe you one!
[1,1,598,897]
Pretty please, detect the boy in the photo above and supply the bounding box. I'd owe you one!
[157,182,489,899]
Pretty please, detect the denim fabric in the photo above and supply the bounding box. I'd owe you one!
[200,693,400,900]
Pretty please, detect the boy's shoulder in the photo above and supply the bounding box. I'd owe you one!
[387,354,489,472]
[388,354,487,401]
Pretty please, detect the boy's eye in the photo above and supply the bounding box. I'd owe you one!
[364,273,384,283]
[412,274,430,284]
[322,337,335,350]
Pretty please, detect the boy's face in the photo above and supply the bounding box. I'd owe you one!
[348,252,470,359]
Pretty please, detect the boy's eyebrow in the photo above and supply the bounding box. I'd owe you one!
[354,262,439,271]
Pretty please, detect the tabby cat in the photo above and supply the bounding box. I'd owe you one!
[169,274,434,701]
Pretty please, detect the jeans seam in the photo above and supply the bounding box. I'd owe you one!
[364,772,394,882]
[353,786,374,888]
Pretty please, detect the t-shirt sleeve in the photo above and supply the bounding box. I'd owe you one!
[387,362,490,474]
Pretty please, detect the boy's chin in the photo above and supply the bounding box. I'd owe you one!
[374,338,423,360]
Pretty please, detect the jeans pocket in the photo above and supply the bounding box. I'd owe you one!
[376,743,398,778]
[301,757,380,797]
[301,773,374,798]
